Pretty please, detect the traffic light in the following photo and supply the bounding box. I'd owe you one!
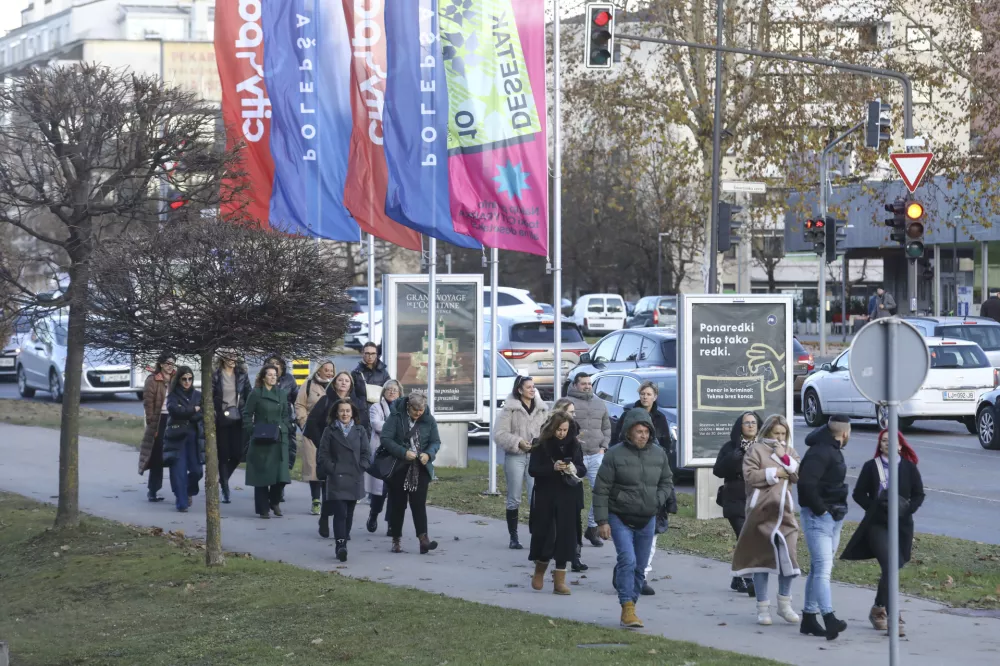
[717,202,743,253]
[884,197,906,245]
[825,215,847,263]
[904,199,925,259]
[803,217,825,255]
[866,100,892,150]
[584,3,615,69]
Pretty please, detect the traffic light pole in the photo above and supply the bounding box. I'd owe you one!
[707,0,725,294]
[614,33,915,296]
[819,120,865,356]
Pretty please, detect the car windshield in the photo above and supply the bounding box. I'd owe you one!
[930,345,989,369]
[483,351,517,377]
[938,324,1000,351]
[346,288,381,307]
[53,322,68,347]
[654,380,678,408]
[510,322,585,344]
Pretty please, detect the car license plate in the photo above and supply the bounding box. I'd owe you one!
[101,373,130,383]
[537,361,554,369]
[943,390,976,401]
[0,357,13,367]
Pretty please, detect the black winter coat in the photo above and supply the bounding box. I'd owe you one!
[211,368,250,420]
[981,296,1000,323]
[351,360,391,402]
[798,425,850,518]
[712,413,761,520]
[164,387,205,464]
[841,458,925,565]
[317,421,372,501]
[528,432,586,565]
[305,384,371,447]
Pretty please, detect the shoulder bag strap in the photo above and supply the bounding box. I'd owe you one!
[874,457,887,489]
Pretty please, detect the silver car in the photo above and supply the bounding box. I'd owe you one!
[904,316,1000,367]
[16,316,132,401]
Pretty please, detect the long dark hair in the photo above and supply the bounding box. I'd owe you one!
[327,397,358,425]
[153,352,175,376]
[537,411,573,446]
[170,365,195,393]
[255,364,280,389]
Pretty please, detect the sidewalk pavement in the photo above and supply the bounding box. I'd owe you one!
[1,424,997,666]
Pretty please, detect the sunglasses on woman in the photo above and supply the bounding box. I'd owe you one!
[180,376,193,383]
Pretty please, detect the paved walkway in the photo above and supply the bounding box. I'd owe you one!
[1,424,997,666]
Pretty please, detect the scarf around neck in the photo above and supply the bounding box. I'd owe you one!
[337,419,354,436]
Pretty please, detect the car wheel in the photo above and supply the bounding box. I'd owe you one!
[876,405,888,430]
[899,417,915,431]
[978,407,1000,449]
[803,390,827,427]
[49,370,63,403]
[17,366,35,398]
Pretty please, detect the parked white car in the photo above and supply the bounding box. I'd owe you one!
[571,293,627,336]
[16,316,133,401]
[801,337,999,434]
[1,315,33,380]
[468,350,522,440]
[483,287,544,318]
[345,287,384,349]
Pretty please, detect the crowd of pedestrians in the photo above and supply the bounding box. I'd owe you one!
[133,344,924,637]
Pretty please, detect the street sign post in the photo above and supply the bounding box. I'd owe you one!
[849,318,929,666]
[721,181,766,194]
[889,152,934,193]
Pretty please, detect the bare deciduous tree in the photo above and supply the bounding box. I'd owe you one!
[0,64,239,528]
[85,217,353,565]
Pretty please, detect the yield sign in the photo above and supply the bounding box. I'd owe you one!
[889,152,934,193]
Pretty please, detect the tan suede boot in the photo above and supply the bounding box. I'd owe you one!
[552,569,571,595]
[531,560,549,591]
[620,601,643,628]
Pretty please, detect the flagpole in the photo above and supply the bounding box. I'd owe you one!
[488,246,499,494]
[367,234,376,350]
[552,0,563,401]
[428,236,437,412]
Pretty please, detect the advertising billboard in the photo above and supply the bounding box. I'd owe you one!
[384,275,483,423]
[679,294,794,467]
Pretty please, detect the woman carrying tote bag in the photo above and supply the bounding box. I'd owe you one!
[242,364,292,519]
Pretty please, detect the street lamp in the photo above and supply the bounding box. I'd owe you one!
[657,232,670,295]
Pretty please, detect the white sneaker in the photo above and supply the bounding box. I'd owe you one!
[776,595,800,623]
[757,601,772,625]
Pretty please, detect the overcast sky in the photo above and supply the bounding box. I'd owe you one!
[0,3,24,35]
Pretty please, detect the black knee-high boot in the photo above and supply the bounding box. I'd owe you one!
[506,509,522,550]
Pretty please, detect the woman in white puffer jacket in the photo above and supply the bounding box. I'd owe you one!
[495,375,548,550]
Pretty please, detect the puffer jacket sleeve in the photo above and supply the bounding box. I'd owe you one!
[592,452,616,525]
[713,441,744,480]
[494,403,523,454]
[422,417,441,462]
[380,410,408,460]
[600,409,612,450]
[142,375,159,424]
[656,448,675,511]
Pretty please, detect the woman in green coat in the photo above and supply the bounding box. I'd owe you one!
[243,364,292,519]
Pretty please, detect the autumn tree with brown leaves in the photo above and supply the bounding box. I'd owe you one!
[85,217,353,566]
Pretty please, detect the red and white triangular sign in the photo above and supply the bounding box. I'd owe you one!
[889,152,934,193]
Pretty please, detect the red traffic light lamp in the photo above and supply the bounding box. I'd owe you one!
[585,3,615,69]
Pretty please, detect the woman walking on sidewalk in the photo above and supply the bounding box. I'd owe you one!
[295,360,335,515]
[317,398,371,562]
[212,351,249,504]
[380,391,441,554]
[592,408,673,629]
[713,411,761,595]
[495,376,548,550]
[841,429,924,636]
[550,398,588,572]
[528,411,586,595]
[365,380,403,534]
[139,353,175,502]
[242,365,292,519]
[731,414,801,626]
[163,366,205,513]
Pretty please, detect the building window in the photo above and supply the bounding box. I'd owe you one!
[906,25,932,51]
[914,81,933,106]
[858,24,879,49]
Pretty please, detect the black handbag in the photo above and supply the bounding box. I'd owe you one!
[221,406,242,424]
[252,423,280,442]
[367,446,398,481]
[163,422,188,442]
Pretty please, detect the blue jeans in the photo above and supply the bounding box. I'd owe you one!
[801,506,843,615]
[608,514,655,605]
[752,572,794,603]
[503,453,533,511]
[169,432,203,511]
[583,452,604,528]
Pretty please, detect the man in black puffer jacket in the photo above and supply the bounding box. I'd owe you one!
[798,414,851,641]
[351,341,391,404]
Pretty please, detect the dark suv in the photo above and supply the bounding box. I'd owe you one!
[626,295,678,329]
[566,328,677,391]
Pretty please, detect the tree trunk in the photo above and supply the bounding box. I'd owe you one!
[54,261,90,530]
[767,265,777,293]
[200,350,225,567]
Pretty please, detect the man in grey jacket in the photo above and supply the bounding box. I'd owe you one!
[567,372,612,546]
[870,287,896,320]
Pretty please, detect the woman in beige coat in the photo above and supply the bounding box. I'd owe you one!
[731,414,802,626]
[495,375,548,550]
[138,353,175,502]
[294,361,335,515]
